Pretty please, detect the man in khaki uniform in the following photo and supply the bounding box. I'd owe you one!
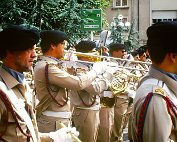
[108,43,131,142]
[34,31,109,133]
[0,25,54,142]
[70,40,114,142]
[131,21,177,142]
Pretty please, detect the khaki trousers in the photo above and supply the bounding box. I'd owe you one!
[111,98,129,142]
[72,107,100,142]
[97,107,114,142]
[37,114,70,133]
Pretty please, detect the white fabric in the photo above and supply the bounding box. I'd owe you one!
[92,61,107,75]
[49,127,80,142]
[42,111,71,118]
[102,91,114,98]
[76,104,100,111]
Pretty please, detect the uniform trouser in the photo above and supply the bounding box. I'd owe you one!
[111,97,129,142]
[37,114,70,133]
[97,107,114,142]
[127,103,133,141]
[72,107,100,142]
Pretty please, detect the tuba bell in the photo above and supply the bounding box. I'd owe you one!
[111,69,140,96]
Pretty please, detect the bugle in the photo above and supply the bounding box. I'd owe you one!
[64,50,151,72]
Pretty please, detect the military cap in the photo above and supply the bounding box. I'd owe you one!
[147,21,177,52]
[75,40,96,53]
[131,50,139,57]
[136,47,146,56]
[40,30,68,44]
[0,25,39,51]
[0,25,39,60]
[109,43,127,55]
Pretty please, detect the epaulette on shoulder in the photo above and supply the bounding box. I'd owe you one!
[152,86,167,97]
[47,63,62,68]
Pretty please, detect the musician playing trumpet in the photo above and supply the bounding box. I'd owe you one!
[108,43,137,142]
[33,31,115,142]
[69,40,116,142]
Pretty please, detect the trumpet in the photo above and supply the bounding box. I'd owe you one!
[64,50,151,72]
[65,50,151,64]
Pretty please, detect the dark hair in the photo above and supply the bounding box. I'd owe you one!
[136,47,146,56]
[109,43,127,56]
[131,50,139,57]
[40,30,68,53]
[75,40,96,53]
[147,21,177,64]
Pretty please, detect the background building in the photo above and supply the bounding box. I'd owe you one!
[105,0,177,44]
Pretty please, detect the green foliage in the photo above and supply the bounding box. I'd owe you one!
[124,19,140,52]
[0,0,110,46]
[109,16,125,44]
[109,14,140,53]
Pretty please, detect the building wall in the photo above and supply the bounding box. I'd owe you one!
[105,0,132,28]
[152,0,177,10]
[138,0,150,42]
[134,0,177,43]
[105,0,177,44]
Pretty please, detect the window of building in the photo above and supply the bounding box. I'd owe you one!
[152,18,177,24]
[113,0,128,7]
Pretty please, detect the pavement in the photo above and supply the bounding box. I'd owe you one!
[123,125,130,142]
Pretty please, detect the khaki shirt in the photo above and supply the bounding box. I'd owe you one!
[34,56,97,116]
[0,66,52,142]
[131,65,177,142]
[69,62,109,108]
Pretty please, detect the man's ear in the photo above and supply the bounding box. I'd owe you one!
[51,44,55,50]
[169,53,177,63]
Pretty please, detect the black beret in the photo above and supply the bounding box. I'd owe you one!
[0,25,39,51]
[40,30,68,44]
[131,50,139,57]
[147,21,177,52]
[109,43,127,51]
[136,47,145,56]
[75,40,96,53]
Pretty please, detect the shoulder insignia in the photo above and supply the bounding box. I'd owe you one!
[48,63,63,69]
[152,86,166,97]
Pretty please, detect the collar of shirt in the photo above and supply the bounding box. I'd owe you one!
[2,64,25,83]
[152,65,177,82]
[46,56,61,62]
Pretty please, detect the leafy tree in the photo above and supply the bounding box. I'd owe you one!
[109,15,126,44]
[0,0,110,46]
[109,13,140,53]
[124,19,140,52]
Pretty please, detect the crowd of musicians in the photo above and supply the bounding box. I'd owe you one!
[0,21,177,142]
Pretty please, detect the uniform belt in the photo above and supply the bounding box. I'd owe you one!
[76,104,100,111]
[102,91,114,98]
[42,111,71,118]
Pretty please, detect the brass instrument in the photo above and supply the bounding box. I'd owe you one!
[75,51,101,62]
[111,69,141,96]
[34,47,145,104]
[64,50,151,72]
